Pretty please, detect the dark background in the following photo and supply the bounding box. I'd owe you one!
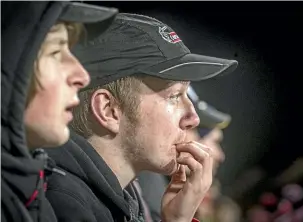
[86,1,303,204]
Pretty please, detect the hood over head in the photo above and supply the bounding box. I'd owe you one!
[1,2,117,221]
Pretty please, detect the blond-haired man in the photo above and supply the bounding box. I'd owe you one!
[46,13,238,222]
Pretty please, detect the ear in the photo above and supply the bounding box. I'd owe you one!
[90,89,121,134]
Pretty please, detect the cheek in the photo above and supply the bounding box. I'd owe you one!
[32,59,66,118]
[162,103,184,135]
[143,101,175,131]
[27,85,63,124]
[38,56,65,83]
[141,102,179,145]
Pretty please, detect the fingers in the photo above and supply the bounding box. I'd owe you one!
[177,141,212,163]
[190,141,213,183]
[177,154,202,173]
[200,148,213,185]
[171,164,186,182]
[176,141,213,192]
[161,142,214,222]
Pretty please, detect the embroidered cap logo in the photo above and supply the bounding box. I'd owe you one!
[159,26,182,44]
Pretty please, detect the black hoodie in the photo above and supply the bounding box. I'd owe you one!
[1,2,74,222]
[45,132,146,222]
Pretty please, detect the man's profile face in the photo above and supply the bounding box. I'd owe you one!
[119,76,200,175]
[24,23,90,148]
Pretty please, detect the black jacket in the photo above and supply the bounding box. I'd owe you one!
[1,2,73,222]
[45,132,146,222]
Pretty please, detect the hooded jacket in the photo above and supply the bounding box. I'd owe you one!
[1,2,73,222]
[45,132,146,222]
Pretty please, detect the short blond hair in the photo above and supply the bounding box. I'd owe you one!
[26,22,83,107]
[70,75,144,139]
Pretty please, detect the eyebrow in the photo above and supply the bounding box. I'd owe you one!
[44,37,68,46]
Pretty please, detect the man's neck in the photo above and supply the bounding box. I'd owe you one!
[87,135,136,189]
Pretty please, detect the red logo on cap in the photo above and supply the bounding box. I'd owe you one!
[159,26,182,44]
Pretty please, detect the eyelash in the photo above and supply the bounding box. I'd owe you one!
[51,50,61,56]
[169,93,182,102]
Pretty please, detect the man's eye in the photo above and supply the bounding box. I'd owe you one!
[50,50,62,60]
[51,50,60,56]
[169,93,182,102]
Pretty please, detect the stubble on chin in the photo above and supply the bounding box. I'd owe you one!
[162,159,179,176]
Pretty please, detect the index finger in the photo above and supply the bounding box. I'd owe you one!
[176,142,212,163]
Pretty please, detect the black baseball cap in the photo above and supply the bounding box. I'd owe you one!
[74,13,238,90]
[60,2,118,24]
[60,2,117,23]
[59,2,118,38]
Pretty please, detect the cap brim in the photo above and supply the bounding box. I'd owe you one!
[142,53,238,82]
[195,101,231,129]
[60,2,118,24]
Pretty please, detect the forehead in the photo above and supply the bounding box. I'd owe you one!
[42,23,68,47]
[49,23,66,33]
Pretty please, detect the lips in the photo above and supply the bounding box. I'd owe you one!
[64,96,80,122]
[65,105,76,122]
[66,98,80,111]
[65,109,73,122]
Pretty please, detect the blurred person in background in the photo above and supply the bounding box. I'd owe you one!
[245,159,303,222]
[186,101,241,222]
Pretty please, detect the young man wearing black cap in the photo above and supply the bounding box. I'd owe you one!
[137,97,232,221]
[45,13,238,222]
[138,92,231,221]
[1,2,117,222]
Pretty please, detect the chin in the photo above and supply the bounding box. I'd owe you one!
[58,126,70,145]
[47,127,70,147]
[160,159,178,176]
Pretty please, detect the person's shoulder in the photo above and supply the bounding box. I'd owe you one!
[1,178,24,222]
[46,168,90,206]
[46,169,114,222]
[2,177,57,222]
